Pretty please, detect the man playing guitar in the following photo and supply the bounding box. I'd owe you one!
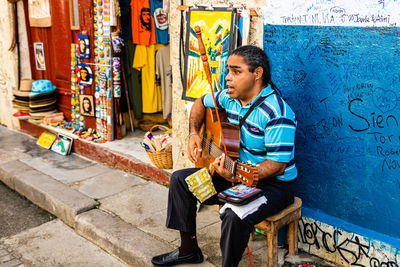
[152,45,297,267]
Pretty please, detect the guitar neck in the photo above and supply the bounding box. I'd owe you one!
[202,138,236,174]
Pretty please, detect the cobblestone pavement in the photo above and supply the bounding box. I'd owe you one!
[0,243,24,267]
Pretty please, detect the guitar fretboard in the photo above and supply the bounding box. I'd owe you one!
[201,137,235,174]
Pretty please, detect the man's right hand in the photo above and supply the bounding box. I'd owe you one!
[187,133,202,163]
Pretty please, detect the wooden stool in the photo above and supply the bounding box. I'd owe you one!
[252,197,302,267]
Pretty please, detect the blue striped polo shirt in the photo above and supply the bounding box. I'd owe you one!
[202,85,297,181]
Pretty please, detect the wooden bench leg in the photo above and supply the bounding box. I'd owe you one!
[288,219,299,255]
[267,230,278,267]
[250,229,255,241]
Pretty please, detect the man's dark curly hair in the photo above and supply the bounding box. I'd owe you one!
[230,45,271,87]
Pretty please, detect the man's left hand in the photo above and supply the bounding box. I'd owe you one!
[212,154,238,183]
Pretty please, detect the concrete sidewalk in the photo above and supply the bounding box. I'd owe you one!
[0,126,335,267]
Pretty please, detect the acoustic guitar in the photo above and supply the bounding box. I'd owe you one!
[195,107,259,187]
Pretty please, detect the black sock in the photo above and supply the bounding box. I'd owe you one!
[179,231,199,256]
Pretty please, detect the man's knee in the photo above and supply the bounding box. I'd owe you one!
[220,208,238,223]
[221,209,244,226]
[220,209,253,232]
[170,169,190,190]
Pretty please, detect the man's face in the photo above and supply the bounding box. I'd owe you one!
[83,99,90,111]
[81,69,88,81]
[225,55,259,101]
[142,10,151,24]
[79,40,86,53]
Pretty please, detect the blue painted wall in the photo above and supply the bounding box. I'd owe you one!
[263,25,400,239]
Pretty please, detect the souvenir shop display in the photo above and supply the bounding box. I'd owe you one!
[71,43,85,131]
[93,0,119,141]
[57,0,174,144]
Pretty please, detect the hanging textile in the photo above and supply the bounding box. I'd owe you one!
[131,0,156,45]
[133,44,165,113]
[156,44,172,118]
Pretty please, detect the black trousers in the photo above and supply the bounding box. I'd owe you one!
[166,168,294,267]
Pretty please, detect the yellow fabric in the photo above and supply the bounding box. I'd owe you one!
[133,44,165,113]
[185,168,217,203]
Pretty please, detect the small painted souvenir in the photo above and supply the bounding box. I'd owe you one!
[113,84,121,98]
[79,95,95,117]
[76,63,93,87]
[111,35,122,53]
[76,34,90,59]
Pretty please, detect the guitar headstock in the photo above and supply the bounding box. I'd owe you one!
[234,161,259,187]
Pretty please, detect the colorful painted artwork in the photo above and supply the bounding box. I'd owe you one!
[76,63,93,87]
[79,94,95,117]
[36,131,56,149]
[34,42,46,70]
[182,8,237,101]
[50,134,73,156]
[77,34,90,59]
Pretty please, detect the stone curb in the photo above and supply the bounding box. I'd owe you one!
[0,160,214,266]
[75,209,174,267]
[75,209,217,267]
[0,160,98,228]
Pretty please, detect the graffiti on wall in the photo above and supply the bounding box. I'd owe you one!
[262,0,400,27]
[262,1,400,265]
[298,217,400,267]
[264,23,400,238]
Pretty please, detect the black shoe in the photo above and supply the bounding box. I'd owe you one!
[151,248,204,266]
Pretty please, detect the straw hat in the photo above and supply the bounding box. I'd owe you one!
[13,90,31,98]
[13,79,34,98]
[20,79,34,92]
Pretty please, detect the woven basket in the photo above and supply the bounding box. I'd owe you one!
[139,119,155,132]
[145,125,173,169]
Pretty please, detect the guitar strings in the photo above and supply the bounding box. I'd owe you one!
[201,137,235,172]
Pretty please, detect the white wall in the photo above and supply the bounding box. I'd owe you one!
[0,1,31,129]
